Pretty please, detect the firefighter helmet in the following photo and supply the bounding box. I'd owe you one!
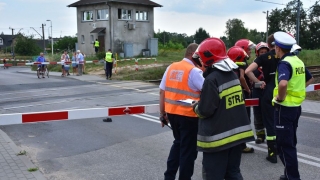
[227,46,248,63]
[255,42,269,56]
[193,38,228,66]
[235,39,256,53]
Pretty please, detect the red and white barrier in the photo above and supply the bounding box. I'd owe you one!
[0,104,159,126]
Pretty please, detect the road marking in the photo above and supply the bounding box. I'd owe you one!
[3,100,68,110]
[132,113,320,168]
[97,82,159,96]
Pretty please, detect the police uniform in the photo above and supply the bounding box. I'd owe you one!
[272,32,309,180]
[105,50,114,79]
[160,58,204,180]
[253,48,279,163]
[94,40,99,53]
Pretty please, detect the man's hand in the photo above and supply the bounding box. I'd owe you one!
[160,113,169,128]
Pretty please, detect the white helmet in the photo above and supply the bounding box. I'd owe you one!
[290,44,302,53]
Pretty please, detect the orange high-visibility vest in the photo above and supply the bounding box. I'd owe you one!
[164,60,200,117]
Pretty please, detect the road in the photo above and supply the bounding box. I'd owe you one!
[1,67,320,180]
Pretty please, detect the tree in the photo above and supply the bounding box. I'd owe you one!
[247,29,265,44]
[14,34,41,56]
[194,28,210,44]
[225,19,248,45]
[53,36,77,52]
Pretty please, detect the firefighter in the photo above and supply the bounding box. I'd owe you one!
[234,39,256,153]
[193,38,254,179]
[245,34,279,163]
[253,42,270,144]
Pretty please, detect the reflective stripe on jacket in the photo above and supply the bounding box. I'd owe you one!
[164,60,200,117]
[195,68,254,152]
[273,56,306,107]
[105,52,113,62]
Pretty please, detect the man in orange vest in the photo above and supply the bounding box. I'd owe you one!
[159,43,204,180]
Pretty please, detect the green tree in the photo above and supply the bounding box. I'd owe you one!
[247,29,265,44]
[225,19,248,45]
[194,28,210,44]
[53,36,77,53]
[14,34,41,56]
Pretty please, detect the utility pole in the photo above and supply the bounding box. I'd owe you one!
[42,23,46,53]
[296,0,301,45]
[266,10,269,42]
[9,27,15,58]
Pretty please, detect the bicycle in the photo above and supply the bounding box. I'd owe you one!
[37,65,49,79]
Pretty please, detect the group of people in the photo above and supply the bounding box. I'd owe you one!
[160,31,314,180]
[36,50,86,77]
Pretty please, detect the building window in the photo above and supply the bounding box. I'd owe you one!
[136,11,148,21]
[118,9,132,20]
[0,38,3,45]
[97,9,109,20]
[90,35,94,44]
[81,35,85,44]
[83,11,93,21]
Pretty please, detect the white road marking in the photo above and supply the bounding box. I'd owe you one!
[132,113,320,168]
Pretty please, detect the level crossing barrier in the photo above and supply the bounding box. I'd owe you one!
[0,83,319,126]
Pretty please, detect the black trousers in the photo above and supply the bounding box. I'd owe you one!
[105,62,113,78]
[202,144,243,180]
[261,83,276,140]
[164,113,198,180]
[274,104,301,180]
[252,88,264,130]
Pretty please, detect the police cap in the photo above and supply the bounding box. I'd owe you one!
[274,31,297,49]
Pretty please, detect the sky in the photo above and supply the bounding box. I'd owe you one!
[0,0,317,39]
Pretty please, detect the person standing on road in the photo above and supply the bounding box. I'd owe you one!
[76,50,84,76]
[272,31,313,180]
[234,39,256,154]
[105,49,114,80]
[193,38,254,179]
[159,43,204,180]
[245,34,280,163]
[252,42,270,144]
[61,51,70,77]
[71,52,78,75]
[94,39,99,54]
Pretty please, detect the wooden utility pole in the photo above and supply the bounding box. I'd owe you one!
[296,0,301,44]
[42,24,46,53]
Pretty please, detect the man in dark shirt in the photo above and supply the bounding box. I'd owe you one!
[245,34,279,163]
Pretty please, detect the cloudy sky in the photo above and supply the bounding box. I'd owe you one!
[0,0,316,39]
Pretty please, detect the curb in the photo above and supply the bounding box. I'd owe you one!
[0,129,47,180]
[301,111,320,119]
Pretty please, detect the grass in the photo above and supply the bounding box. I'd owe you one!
[28,167,38,172]
[16,150,27,156]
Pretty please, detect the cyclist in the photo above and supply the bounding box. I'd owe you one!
[37,52,46,78]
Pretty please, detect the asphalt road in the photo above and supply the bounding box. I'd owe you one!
[1,67,320,180]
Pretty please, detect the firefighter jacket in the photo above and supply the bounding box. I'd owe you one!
[194,67,254,152]
[164,60,200,117]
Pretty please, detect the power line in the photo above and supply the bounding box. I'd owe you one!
[254,0,286,5]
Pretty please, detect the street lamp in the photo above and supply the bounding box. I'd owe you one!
[47,20,53,55]
[263,11,269,42]
[9,27,15,58]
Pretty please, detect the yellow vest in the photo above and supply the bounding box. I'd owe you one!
[105,52,113,62]
[94,41,99,47]
[273,56,306,107]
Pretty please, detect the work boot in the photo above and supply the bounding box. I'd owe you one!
[242,143,254,153]
[266,140,277,163]
[255,129,266,144]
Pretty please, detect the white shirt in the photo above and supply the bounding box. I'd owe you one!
[159,58,204,92]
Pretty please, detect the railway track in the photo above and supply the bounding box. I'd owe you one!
[306,65,320,78]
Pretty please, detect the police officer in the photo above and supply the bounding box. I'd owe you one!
[159,43,204,180]
[273,31,313,180]
[94,39,99,53]
[193,38,254,179]
[245,34,279,163]
[105,49,114,80]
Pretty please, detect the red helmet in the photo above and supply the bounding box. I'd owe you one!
[235,39,255,53]
[227,46,248,63]
[194,38,228,66]
[255,42,269,56]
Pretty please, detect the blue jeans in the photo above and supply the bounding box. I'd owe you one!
[164,113,198,180]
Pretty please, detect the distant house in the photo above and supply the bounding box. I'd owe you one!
[0,34,16,52]
[67,0,162,57]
